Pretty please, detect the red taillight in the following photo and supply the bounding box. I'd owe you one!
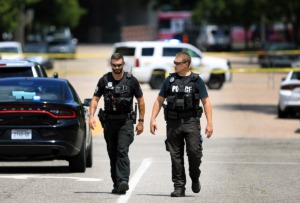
[281,85,300,90]
[135,58,140,67]
[0,64,6,67]
[48,109,76,118]
[0,107,76,119]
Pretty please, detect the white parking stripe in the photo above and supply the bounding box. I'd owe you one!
[117,158,152,203]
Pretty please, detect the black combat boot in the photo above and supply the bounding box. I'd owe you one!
[171,188,186,197]
[192,181,201,193]
[118,181,129,194]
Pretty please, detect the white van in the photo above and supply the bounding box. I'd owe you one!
[111,40,232,90]
[196,25,231,51]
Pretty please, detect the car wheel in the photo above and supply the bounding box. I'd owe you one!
[86,136,93,168]
[277,104,287,118]
[149,71,165,89]
[207,74,224,89]
[69,140,86,172]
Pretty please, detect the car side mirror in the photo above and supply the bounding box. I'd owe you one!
[83,98,91,106]
[53,72,59,78]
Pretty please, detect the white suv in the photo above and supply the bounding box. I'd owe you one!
[112,40,231,89]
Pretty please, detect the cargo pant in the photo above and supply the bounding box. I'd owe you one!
[103,119,134,188]
[165,116,203,189]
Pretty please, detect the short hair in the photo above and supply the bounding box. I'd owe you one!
[111,53,124,61]
[176,51,191,65]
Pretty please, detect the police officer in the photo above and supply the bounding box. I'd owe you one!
[89,53,145,194]
[150,51,213,197]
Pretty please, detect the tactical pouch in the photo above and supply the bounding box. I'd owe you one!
[184,94,193,109]
[166,96,176,110]
[175,99,185,110]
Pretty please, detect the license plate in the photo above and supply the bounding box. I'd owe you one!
[11,129,32,139]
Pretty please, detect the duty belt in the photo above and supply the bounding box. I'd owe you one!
[106,113,130,120]
[167,110,197,119]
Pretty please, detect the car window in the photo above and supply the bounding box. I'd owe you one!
[0,80,73,102]
[0,67,33,78]
[34,64,48,77]
[163,47,182,56]
[0,47,19,53]
[141,48,154,56]
[184,48,201,58]
[68,82,81,103]
[291,72,300,80]
[115,47,135,56]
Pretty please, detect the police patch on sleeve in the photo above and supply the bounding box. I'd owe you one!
[94,86,98,94]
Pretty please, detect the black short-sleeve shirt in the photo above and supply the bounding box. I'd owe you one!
[159,73,208,99]
[93,72,143,99]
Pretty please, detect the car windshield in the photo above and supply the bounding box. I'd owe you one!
[49,39,69,46]
[0,80,73,102]
[0,67,33,78]
[0,47,19,53]
[24,44,48,53]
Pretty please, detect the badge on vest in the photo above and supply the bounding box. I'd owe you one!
[170,77,175,82]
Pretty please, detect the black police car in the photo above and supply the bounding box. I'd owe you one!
[0,77,92,172]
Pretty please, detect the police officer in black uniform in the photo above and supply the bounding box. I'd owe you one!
[150,51,213,197]
[89,53,145,195]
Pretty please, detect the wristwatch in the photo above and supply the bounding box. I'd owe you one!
[138,119,144,123]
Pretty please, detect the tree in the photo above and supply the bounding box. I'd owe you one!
[0,0,85,43]
[31,0,86,29]
[0,0,39,36]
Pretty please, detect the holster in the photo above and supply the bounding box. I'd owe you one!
[98,108,106,127]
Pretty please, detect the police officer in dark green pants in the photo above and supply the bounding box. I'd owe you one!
[150,51,213,197]
[89,53,145,194]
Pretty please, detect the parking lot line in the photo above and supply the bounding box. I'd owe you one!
[117,158,152,203]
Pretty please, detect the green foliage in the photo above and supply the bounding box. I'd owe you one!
[0,0,85,33]
[32,0,86,29]
[0,0,40,32]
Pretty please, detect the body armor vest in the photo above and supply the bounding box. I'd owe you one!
[166,72,200,111]
[103,72,133,114]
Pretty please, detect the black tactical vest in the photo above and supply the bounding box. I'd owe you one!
[166,72,200,111]
[103,72,133,114]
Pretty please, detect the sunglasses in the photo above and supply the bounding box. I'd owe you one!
[174,61,186,66]
[111,63,123,68]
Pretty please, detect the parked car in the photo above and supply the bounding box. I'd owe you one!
[0,77,93,172]
[0,41,23,60]
[23,42,54,70]
[48,37,77,58]
[258,41,298,67]
[278,70,300,118]
[0,59,49,78]
[196,25,231,51]
[112,40,231,90]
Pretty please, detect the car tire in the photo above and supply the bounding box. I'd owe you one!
[69,140,86,173]
[86,136,93,168]
[149,71,165,89]
[207,74,224,89]
[277,105,287,118]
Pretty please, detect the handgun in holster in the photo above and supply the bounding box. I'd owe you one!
[197,106,203,118]
[130,102,137,124]
[98,108,106,127]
